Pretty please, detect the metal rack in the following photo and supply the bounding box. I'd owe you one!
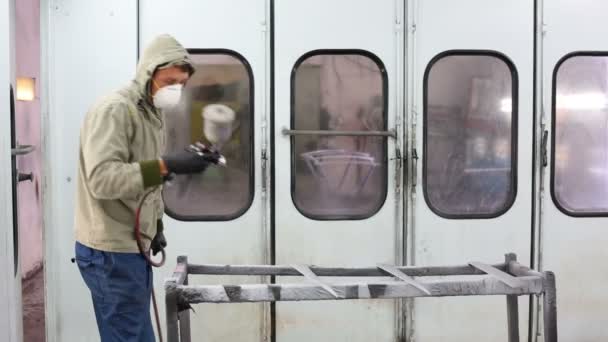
[165,253,557,342]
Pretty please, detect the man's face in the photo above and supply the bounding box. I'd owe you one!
[151,66,190,96]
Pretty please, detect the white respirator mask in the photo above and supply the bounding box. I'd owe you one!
[152,82,183,110]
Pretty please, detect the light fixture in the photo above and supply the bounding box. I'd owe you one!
[556,92,607,110]
[16,77,35,101]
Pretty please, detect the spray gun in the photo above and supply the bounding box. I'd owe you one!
[162,103,235,186]
[185,103,235,166]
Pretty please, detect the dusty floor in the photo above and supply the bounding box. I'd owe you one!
[22,266,45,342]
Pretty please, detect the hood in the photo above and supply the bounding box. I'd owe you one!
[134,34,193,101]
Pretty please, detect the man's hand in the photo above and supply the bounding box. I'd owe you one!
[151,219,167,256]
[161,143,221,175]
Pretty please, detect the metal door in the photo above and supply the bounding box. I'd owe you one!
[44,2,139,341]
[139,0,271,340]
[274,1,405,341]
[541,1,608,340]
[45,1,271,341]
[1,0,23,341]
[409,0,535,340]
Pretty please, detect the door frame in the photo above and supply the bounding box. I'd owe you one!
[1,0,23,341]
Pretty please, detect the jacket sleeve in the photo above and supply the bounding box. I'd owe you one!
[82,101,163,200]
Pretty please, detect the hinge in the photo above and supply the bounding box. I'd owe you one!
[541,130,549,167]
[393,147,403,169]
[394,147,403,192]
[395,20,402,34]
[540,105,547,126]
[411,148,419,190]
[261,148,268,192]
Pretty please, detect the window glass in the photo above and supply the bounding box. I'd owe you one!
[162,51,253,220]
[553,54,608,214]
[292,52,388,220]
[424,53,517,218]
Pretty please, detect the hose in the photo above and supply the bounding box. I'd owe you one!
[134,188,166,342]
[134,189,166,267]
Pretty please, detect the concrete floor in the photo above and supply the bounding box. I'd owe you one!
[22,266,45,342]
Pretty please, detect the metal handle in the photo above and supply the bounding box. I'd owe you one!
[18,172,33,183]
[11,144,35,156]
[282,128,396,139]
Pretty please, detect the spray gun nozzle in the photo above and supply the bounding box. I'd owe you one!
[186,142,227,167]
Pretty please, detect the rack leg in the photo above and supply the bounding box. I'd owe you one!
[543,271,558,342]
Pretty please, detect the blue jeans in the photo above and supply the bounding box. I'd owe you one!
[75,241,155,342]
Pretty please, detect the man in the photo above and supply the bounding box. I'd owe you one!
[73,34,212,341]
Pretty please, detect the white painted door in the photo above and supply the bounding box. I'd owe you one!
[410,1,534,341]
[139,0,270,341]
[45,2,138,341]
[541,1,608,340]
[274,1,404,341]
[1,0,23,341]
[46,1,271,341]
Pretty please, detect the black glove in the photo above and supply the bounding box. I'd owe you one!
[151,219,167,256]
[162,144,220,175]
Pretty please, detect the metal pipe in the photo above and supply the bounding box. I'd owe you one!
[282,128,397,139]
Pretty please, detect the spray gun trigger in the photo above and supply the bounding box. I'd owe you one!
[187,144,202,153]
[195,141,208,151]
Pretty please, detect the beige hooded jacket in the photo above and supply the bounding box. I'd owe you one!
[74,34,193,252]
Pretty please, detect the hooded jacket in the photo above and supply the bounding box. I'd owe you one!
[74,34,193,252]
